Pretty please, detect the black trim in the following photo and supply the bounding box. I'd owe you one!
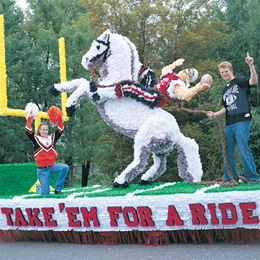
[37,165,53,169]
[89,36,110,63]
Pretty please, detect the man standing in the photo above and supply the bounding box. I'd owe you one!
[207,52,259,184]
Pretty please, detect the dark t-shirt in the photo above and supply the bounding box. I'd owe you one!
[222,76,252,126]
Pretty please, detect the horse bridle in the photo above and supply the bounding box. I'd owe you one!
[89,35,110,63]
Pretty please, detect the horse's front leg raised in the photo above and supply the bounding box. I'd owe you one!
[90,86,119,103]
[49,78,87,96]
[49,78,91,117]
[65,81,90,107]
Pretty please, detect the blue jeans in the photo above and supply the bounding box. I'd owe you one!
[223,120,259,182]
[36,163,69,194]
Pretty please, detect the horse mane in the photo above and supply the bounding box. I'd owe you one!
[99,31,141,85]
[121,35,141,80]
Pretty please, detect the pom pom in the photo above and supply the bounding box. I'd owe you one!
[47,106,63,125]
[200,74,213,89]
[25,102,39,119]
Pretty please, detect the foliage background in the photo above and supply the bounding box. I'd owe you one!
[0,0,259,186]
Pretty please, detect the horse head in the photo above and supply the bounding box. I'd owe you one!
[82,30,141,85]
[81,30,111,72]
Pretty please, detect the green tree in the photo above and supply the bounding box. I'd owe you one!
[250,107,260,171]
[2,0,257,185]
[0,0,31,163]
[21,0,105,185]
[211,0,260,174]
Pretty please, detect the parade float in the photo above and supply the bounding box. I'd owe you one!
[1,15,260,245]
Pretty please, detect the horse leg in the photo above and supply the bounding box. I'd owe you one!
[61,80,91,116]
[48,78,90,116]
[113,145,150,188]
[90,86,119,103]
[176,133,203,183]
[53,78,88,93]
[65,81,90,107]
[138,152,167,185]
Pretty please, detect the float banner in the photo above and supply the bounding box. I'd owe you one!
[1,191,260,231]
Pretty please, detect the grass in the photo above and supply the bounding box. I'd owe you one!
[1,162,260,200]
[1,181,260,200]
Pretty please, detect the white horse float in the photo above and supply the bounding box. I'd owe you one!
[50,30,209,187]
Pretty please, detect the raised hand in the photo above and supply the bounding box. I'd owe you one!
[245,51,254,66]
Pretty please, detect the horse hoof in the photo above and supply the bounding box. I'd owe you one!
[113,182,129,188]
[90,80,98,92]
[91,93,100,101]
[48,85,60,97]
[138,179,152,185]
[66,106,76,117]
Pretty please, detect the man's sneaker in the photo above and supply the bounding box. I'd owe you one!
[238,176,247,183]
[55,190,63,194]
[36,184,42,194]
[248,180,260,185]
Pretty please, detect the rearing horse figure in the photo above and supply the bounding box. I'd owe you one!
[50,29,203,187]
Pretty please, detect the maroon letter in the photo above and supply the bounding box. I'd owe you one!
[122,207,139,227]
[207,203,219,225]
[1,208,13,226]
[239,202,259,224]
[14,208,28,227]
[42,207,57,227]
[189,204,208,225]
[25,208,43,227]
[219,203,238,225]
[80,207,100,227]
[137,206,155,227]
[66,207,81,227]
[107,206,122,227]
[166,205,184,226]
